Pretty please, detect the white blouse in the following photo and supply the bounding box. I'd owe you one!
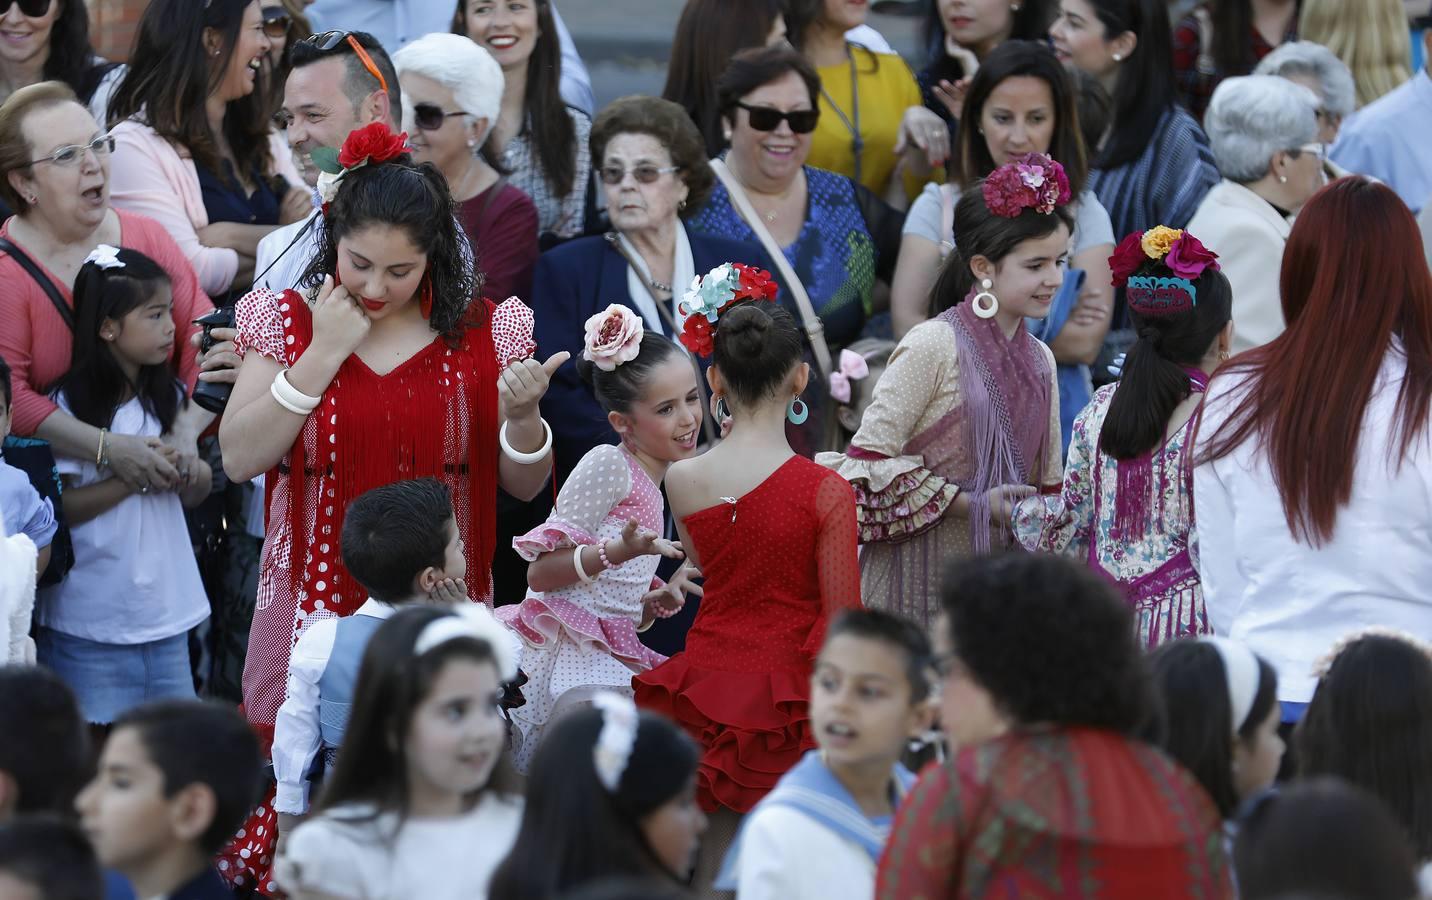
[277,794,522,900]
[1194,342,1432,703]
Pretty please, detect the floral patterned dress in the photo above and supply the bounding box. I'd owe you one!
[1013,382,1210,647]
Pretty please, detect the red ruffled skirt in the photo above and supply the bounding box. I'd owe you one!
[633,656,815,814]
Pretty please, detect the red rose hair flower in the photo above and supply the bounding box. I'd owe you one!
[1109,232,1148,289]
[338,122,409,170]
[981,152,1072,219]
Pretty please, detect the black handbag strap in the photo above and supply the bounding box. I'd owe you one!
[0,236,73,331]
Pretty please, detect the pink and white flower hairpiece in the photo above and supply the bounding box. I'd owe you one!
[982,152,1072,218]
[582,304,644,371]
[828,348,870,404]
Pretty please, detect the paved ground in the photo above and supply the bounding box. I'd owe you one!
[559,0,926,109]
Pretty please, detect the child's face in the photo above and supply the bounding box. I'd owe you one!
[104,284,176,371]
[405,657,506,801]
[335,224,428,317]
[610,357,703,463]
[439,516,466,581]
[75,727,193,873]
[638,773,707,879]
[810,634,930,773]
[1233,701,1285,802]
[933,613,1009,749]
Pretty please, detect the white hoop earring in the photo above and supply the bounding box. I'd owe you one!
[972,278,999,319]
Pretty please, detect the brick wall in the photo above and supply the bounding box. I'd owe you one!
[88,0,150,63]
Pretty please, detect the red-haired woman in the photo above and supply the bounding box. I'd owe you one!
[1194,176,1432,729]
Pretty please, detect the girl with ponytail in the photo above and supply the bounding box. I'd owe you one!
[1013,225,1231,647]
[819,153,1071,627]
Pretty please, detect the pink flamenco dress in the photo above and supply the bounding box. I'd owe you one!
[634,456,863,813]
[497,443,668,772]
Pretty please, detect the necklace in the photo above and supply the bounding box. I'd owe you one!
[727,157,801,226]
[818,42,864,184]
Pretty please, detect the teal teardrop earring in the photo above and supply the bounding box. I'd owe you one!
[786,397,809,425]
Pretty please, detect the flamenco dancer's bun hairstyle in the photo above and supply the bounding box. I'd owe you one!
[713,303,803,406]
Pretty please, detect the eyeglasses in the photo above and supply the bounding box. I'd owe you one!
[599,164,681,185]
[0,0,52,17]
[261,8,290,39]
[300,32,388,96]
[413,103,468,132]
[735,102,819,134]
[27,135,115,168]
[1291,142,1326,161]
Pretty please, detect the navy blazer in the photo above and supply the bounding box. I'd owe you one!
[532,227,776,484]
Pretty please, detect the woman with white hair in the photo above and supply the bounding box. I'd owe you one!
[1254,41,1357,154]
[1185,75,1324,353]
[392,32,539,306]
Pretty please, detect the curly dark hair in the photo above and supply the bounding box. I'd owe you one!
[941,554,1153,734]
[298,154,478,341]
[591,95,715,216]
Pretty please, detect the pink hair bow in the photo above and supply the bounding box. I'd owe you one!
[828,349,870,404]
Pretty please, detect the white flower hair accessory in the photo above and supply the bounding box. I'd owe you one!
[591,691,639,792]
[85,244,124,271]
[413,603,518,682]
[582,304,644,372]
[316,169,343,206]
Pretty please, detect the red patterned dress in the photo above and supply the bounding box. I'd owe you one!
[634,456,862,813]
[876,727,1233,899]
[218,287,532,893]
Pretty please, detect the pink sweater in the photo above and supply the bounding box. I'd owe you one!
[107,119,304,297]
[0,210,214,436]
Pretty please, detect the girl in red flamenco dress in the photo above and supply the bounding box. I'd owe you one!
[633,264,863,888]
[214,123,567,893]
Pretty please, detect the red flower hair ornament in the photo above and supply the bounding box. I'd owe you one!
[677,262,778,356]
[982,152,1073,218]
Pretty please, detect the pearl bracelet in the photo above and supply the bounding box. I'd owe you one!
[598,541,617,571]
[270,370,321,416]
[499,418,552,465]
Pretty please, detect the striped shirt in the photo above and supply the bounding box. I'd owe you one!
[1089,107,1220,242]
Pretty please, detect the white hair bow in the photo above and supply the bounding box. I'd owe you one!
[85,244,124,271]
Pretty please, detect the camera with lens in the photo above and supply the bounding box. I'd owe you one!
[190,306,237,414]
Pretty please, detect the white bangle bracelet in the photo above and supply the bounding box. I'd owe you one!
[499,418,552,465]
[270,370,321,416]
[573,545,596,584]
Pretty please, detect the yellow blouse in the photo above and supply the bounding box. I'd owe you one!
[808,45,934,204]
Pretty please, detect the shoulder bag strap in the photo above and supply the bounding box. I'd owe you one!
[0,236,73,331]
[709,158,834,384]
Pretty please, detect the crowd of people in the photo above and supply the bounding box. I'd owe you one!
[2,0,1432,898]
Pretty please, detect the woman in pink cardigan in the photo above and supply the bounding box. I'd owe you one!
[0,82,216,488]
[105,0,309,300]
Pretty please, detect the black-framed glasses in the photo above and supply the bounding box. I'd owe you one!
[598,164,680,185]
[736,102,819,134]
[0,0,52,16]
[28,135,115,169]
[413,103,468,132]
[299,31,388,95]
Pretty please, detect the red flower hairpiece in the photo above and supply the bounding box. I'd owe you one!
[337,122,409,171]
[678,262,779,356]
[982,152,1072,218]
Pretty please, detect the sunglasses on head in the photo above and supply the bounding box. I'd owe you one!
[736,102,819,134]
[300,31,388,95]
[412,102,467,131]
[0,0,52,16]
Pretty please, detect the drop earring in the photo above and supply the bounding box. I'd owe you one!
[971,278,999,319]
[786,396,809,425]
[1112,53,1123,61]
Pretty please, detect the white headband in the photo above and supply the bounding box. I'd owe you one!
[413,603,518,682]
[591,692,639,793]
[1199,636,1260,734]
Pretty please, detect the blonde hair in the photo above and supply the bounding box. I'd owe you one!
[1299,0,1413,107]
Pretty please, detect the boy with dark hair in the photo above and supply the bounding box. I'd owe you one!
[77,700,263,900]
[0,666,89,819]
[0,356,58,585]
[272,478,469,830]
[718,608,937,899]
[0,815,104,900]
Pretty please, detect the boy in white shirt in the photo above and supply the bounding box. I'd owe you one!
[718,609,936,899]
[272,478,470,836]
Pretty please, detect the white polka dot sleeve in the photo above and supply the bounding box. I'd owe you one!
[233,287,288,365]
[513,443,633,561]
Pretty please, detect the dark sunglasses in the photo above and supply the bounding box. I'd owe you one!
[413,102,467,131]
[261,8,290,39]
[299,31,389,95]
[1,0,51,15]
[736,102,819,134]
